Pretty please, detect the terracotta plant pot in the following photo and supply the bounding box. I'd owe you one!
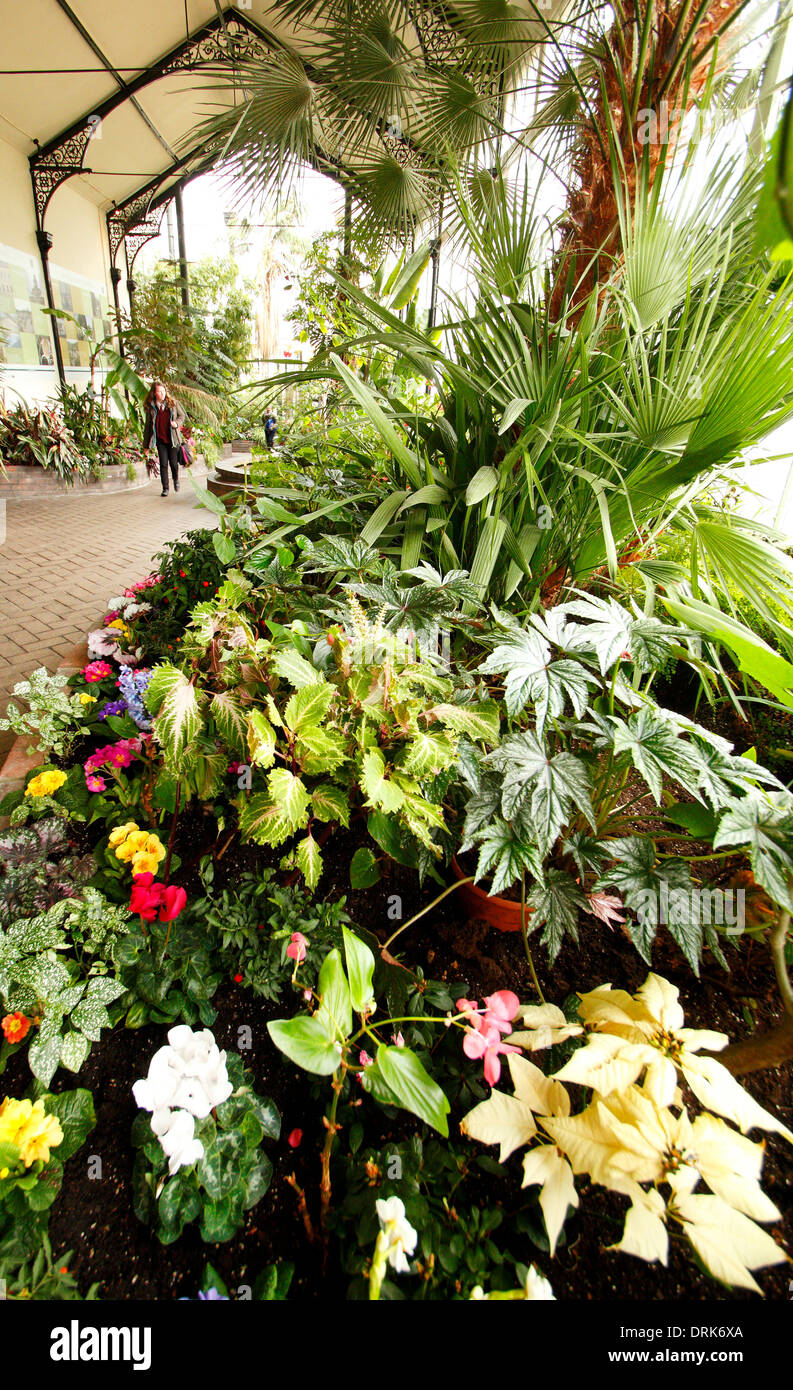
[451,857,533,935]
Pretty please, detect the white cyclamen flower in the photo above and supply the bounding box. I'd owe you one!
[158,1110,204,1175]
[375,1196,418,1274]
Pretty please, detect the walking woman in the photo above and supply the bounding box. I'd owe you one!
[143,381,186,497]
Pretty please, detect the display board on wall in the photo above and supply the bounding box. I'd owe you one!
[0,243,111,369]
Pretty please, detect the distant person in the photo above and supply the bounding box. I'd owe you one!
[263,407,278,450]
[143,380,186,496]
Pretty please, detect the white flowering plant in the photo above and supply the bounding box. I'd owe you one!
[131,1026,280,1244]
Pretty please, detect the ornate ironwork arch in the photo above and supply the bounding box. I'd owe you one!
[29,9,275,230]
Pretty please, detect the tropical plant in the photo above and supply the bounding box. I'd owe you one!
[0,401,87,482]
[460,592,793,968]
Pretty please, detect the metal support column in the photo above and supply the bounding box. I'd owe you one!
[35,228,66,385]
[109,265,125,357]
[174,185,190,309]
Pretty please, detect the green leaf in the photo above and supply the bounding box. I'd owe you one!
[310,782,351,826]
[189,472,228,516]
[317,949,352,1040]
[267,1016,342,1075]
[59,1031,91,1073]
[431,700,501,745]
[487,732,595,857]
[528,872,586,964]
[44,1088,96,1162]
[360,748,404,814]
[246,710,277,768]
[665,801,718,840]
[284,681,334,732]
[609,708,703,804]
[350,846,381,890]
[272,647,324,689]
[210,691,248,756]
[296,832,323,890]
[212,532,237,565]
[472,820,544,896]
[238,770,310,847]
[342,926,376,1013]
[375,1044,450,1136]
[465,465,499,505]
[147,665,203,759]
[330,353,422,489]
[480,634,596,731]
[714,795,793,910]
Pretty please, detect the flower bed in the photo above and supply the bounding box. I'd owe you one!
[1,507,792,1306]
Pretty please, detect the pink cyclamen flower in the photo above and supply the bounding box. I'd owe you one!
[286,932,307,964]
[83,660,114,682]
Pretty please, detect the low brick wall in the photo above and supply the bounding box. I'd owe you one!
[0,454,209,499]
[0,460,149,499]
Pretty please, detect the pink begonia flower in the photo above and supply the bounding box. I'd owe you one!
[359,1051,374,1068]
[458,990,522,1086]
[392,1032,405,1048]
[287,1129,303,1148]
[482,990,521,1033]
[463,1024,522,1087]
[286,932,307,964]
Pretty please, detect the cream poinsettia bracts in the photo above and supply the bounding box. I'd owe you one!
[459,972,791,1293]
[558,973,793,1142]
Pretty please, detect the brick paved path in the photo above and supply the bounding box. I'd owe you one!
[0,483,217,756]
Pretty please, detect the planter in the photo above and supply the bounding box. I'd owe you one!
[451,856,533,934]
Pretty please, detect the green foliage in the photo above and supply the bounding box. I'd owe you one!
[338,1136,520,1300]
[145,579,498,886]
[463,594,793,968]
[131,1052,279,1245]
[0,1233,100,1300]
[113,912,222,1030]
[0,669,92,757]
[0,891,130,1085]
[0,400,86,482]
[268,929,450,1136]
[191,863,352,1002]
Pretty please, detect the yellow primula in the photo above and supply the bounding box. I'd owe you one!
[114,830,151,863]
[108,821,138,849]
[0,1097,63,1168]
[24,769,67,798]
[78,693,96,705]
[131,851,162,876]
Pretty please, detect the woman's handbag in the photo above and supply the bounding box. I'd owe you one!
[179,438,195,468]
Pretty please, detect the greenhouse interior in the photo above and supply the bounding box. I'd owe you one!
[1,0,793,1338]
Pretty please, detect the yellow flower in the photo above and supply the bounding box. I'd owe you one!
[142,834,166,862]
[114,830,150,862]
[79,693,96,705]
[131,851,162,876]
[108,619,128,632]
[0,1097,63,1167]
[108,821,138,849]
[24,769,67,798]
[0,1167,8,1180]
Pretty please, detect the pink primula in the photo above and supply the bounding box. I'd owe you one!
[83,660,114,682]
[83,735,147,789]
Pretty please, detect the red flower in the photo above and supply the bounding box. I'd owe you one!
[234,973,243,984]
[287,1128,303,1148]
[2,1011,32,1044]
[286,932,307,964]
[202,581,209,587]
[158,885,187,922]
